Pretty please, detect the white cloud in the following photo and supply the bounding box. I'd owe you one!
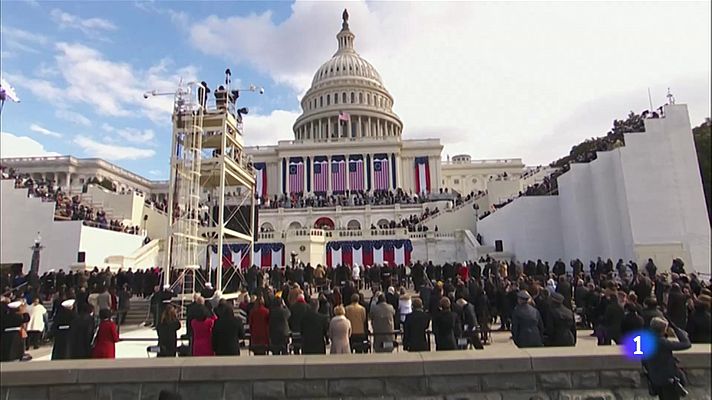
[50,9,117,36]
[101,123,156,144]
[0,26,48,54]
[190,2,711,165]
[55,109,92,127]
[73,135,155,160]
[2,72,63,100]
[244,109,301,146]
[0,131,60,158]
[29,124,63,138]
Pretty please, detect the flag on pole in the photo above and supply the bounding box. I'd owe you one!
[338,111,350,122]
[0,78,20,103]
[254,163,267,197]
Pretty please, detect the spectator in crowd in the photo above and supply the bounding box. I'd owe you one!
[301,299,329,354]
[92,309,119,359]
[666,284,689,329]
[69,304,95,359]
[27,296,47,350]
[643,317,691,400]
[51,299,75,360]
[248,297,270,355]
[512,290,544,348]
[602,290,625,345]
[370,293,396,353]
[686,295,711,343]
[212,301,244,356]
[545,292,576,346]
[268,297,291,355]
[344,294,367,352]
[191,307,216,357]
[155,304,180,357]
[432,297,460,351]
[328,305,351,354]
[403,298,431,352]
[642,297,665,328]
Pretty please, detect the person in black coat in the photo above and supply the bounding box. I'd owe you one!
[602,291,625,345]
[69,304,95,359]
[643,318,691,399]
[621,302,645,336]
[212,302,244,356]
[1,301,30,362]
[300,299,329,354]
[686,296,711,343]
[512,290,544,348]
[268,297,291,355]
[666,284,688,329]
[403,298,431,352]
[157,304,181,357]
[432,297,461,351]
[288,296,308,334]
[51,299,76,360]
[556,276,573,310]
[545,293,576,346]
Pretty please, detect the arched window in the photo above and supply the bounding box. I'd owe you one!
[320,96,323,107]
[351,92,355,103]
[359,92,363,103]
[335,93,338,104]
[327,95,330,106]
[342,92,346,103]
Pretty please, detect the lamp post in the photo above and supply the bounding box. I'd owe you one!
[29,232,43,276]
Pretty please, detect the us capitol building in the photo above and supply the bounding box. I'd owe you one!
[0,11,549,272]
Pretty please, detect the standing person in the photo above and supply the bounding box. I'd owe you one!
[248,297,270,355]
[96,286,111,313]
[1,301,30,362]
[545,292,576,347]
[51,299,75,360]
[511,291,544,348]
[686,295,711,343]
[157,304,181,357]
[666,284,688,329]
[268,297,291,355]
[403,298,431,352]
[643,318,691,400]
[328,305,351,354]
[212,302,244,356]
[301,299,329,354]
[91,309,119,359]
[602,291,626,345]
[27,297,47,350]
[344,294,367,352]
[398,288,412,326]
[370,294,396,353]
[432,297,460,351]
[69,304,95,359]
[116,284,131,329]
[191,306,216,357]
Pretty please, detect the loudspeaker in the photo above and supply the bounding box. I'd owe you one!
[494,240,503,252]
[77,252,86,263]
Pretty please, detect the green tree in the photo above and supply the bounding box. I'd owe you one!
[692,118,711,224]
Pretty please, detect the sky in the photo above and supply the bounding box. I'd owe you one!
[1,1,709,180]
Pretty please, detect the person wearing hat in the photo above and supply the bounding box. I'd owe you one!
[511,290,544,348]
[545,292,576,346]
[51,299,76,360]
[154,284,174,329]
[643,317,691,399]
[1,300,30,361]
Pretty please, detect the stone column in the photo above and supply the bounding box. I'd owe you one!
[347,119,352,138]
[396,154,402,189]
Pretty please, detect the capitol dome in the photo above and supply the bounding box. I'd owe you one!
[293,9,403,142]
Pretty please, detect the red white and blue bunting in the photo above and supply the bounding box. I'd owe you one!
[326,240,412,267]
[210,243,285,269]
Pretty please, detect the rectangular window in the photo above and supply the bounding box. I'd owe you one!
[327,95,330,106]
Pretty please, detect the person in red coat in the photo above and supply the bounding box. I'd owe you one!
[191,308,217,356]
[248,296,270,355]
[458,263,470,283]
[91,309,119,359]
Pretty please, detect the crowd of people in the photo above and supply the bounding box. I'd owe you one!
[256,188,463,210]
[2,170,142,235]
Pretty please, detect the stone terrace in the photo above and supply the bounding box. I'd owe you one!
[0,345,710,400]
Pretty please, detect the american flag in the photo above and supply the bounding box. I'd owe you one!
[313,158,328,193]
[338,111,350,122]
[331,158,346,192]
[374,156,389,191]
[288,160,304,194]
[349,157,364,191]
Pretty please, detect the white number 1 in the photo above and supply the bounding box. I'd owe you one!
[633,335,643,355]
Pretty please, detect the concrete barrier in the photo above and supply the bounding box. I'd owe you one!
[0,344,710,400]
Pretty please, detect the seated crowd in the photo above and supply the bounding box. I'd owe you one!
[2,169,142,235]
[256,188,466,210]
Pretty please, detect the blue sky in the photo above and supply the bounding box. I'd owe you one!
[1,1,710,180]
